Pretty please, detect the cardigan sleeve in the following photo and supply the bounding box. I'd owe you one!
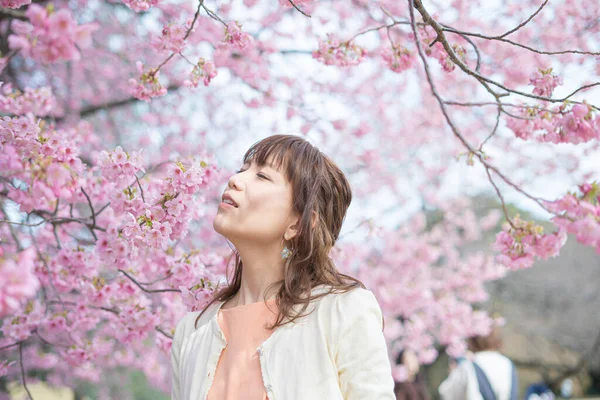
[171,312,192,400]
[334,288,395,400]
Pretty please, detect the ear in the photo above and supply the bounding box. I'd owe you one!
[284,211,318,241]
[283,214,300,241]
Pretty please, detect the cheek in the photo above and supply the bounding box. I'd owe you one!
[246,192,291,225]
[214,188,293,242]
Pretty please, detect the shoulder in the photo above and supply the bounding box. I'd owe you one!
[172,303,221,346]
[474,351,513,367]
[313,286,383,328]
[172,311,200,343]
[317,286,380,310]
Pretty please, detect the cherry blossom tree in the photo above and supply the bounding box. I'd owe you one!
[0,0,598,396]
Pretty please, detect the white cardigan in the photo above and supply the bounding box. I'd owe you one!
[170,287,395,400]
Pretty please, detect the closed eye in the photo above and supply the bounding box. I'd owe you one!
[257,173,270,180]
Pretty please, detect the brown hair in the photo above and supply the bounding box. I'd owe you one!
[466,326,503,352]
[195,134,363,329]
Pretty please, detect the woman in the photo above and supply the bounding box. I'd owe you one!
[171,134,395,400]
[394,349,431,400]
[438,327,518,400]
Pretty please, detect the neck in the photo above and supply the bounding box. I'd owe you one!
[232,241,285,306]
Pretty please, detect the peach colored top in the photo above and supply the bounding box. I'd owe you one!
[207,299,277,400]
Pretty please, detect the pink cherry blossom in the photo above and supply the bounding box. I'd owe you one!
[313,36,366,67]
[0,248,39,317]
[380,45,414,73]
[0,0,599,394]
[529,67,563,97]
[8,4,97,63]
[121,0,158,12]
[128,62,168,101]
[222,22,253,50]
[153,21,190,53]
[184,58,218,88]
[0,0,30,8]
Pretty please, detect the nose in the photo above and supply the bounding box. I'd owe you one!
[228,173,243,190]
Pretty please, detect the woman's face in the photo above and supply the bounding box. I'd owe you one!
[402,350,420,378]
[213,158,298,245]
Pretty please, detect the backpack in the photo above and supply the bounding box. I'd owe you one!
[472,360,518,400]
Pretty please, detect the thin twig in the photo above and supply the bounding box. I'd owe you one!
[29,218,67,311]
[80,187,98,240]
[201,4,227,26]
[118,269,180,293]
[496,0,549,39]
[0,342,19,351]
[0,219,45,227]
[442,24,600,57]
[136,272,173,285]
[485,168,517,229]
[479,104,502,150]
[19,342,34,400]
[445,101,560,114]
[287,0,311,18]
[96,202,111,216]
[150,0,205,76]
[52,224,62,249]
[135,175,146,203]
[156,326,174,339]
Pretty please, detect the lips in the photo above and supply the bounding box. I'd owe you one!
[221,192,238,208]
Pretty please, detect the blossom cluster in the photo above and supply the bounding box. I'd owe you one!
[184,58,218,88]
[8,4,97,63]
[507,103,599,144]
[546,183,600,253]
[529,67,563,97]
[222,22,253,50]
[128,61,168,101]
[0,83,57,117]
[0,0,30,8]
[493,215,567,270]
[380,45,414,73]
[97,146,145,187]
[121,0,158,12]
[1,116,84,211]
[336,204,508,367]
[313,36,366,67]
[1,117,222,387]
[0,248,39,317]
[152,21,191,54]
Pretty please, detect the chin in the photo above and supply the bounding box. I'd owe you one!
[213,216,233,240]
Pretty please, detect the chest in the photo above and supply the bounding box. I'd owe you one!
[179,318,342,400]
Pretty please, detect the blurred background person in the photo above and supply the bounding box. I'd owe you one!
[394,349,431,400]
[438,326,518,400]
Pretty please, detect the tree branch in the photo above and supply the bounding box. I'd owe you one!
[409,0,555,217]
[0,7,26,20]
[442,24,600,57]
[118,269,180,293]
[78,84,181,118]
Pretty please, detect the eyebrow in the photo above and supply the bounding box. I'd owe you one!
[245,159,279,171]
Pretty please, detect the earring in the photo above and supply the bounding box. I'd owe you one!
[281,245,291,260]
